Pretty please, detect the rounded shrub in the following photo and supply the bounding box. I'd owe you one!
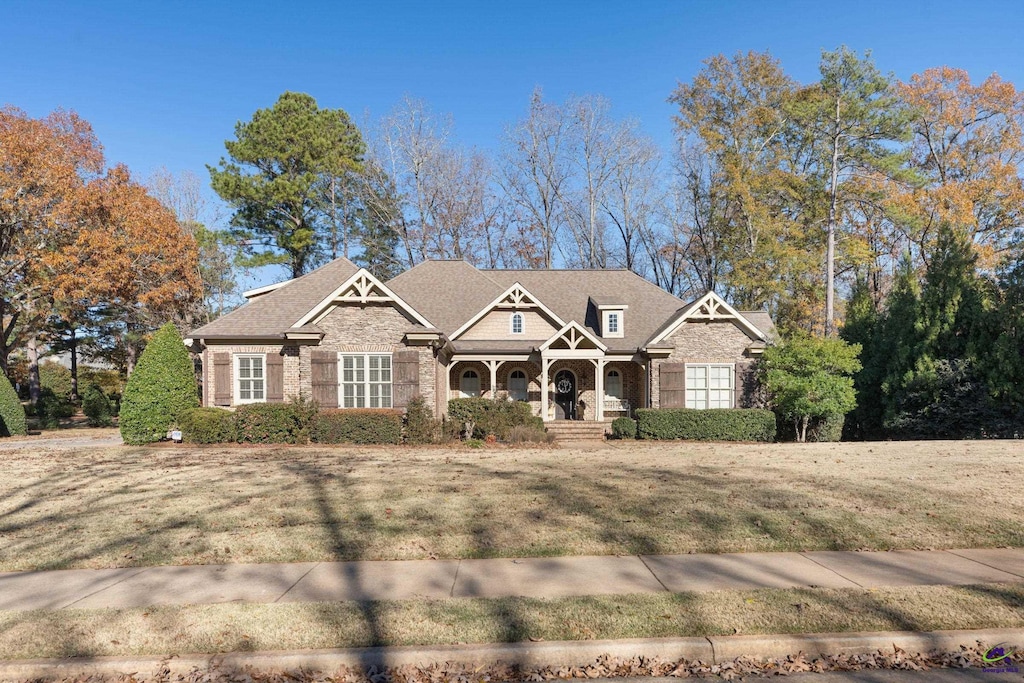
[119,323,199,445]
[82,383,114,427]
[610,416,637,439]
[180,407,236,444]
[0,371,27,437]
[39,362,74,399]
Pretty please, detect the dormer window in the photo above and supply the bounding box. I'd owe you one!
[599,305,627,338]
[510,312,524,335]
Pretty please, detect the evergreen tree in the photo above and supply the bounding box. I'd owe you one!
[0,370,27,437]
[209,92,365,278]
[119,323,198,444]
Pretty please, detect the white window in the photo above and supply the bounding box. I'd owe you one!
[508,369,528,401]
[510,312,524,335]
[605,368,623,400]
[685,364,734,409]
[235,354,265,404]
[602,308,625,337]
[341,354,392,408]
[460,369,481,398]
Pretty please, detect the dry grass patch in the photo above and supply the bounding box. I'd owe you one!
[0,583,1022,660]
[0,440,1022,571]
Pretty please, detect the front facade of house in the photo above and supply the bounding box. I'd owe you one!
[187,258,775,422]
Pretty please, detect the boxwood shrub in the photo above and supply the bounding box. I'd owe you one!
[234,402,314,444]
[636,408,776,442]
[610,416,637,439]
[180,407,236,444]
[0,371,27,437]
[447,398,543,439]
[309,409,403,445]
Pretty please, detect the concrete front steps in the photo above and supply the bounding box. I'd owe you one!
[545,420,611,443]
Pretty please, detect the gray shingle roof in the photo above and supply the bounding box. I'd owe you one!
[386,260,504,335]
[190,257,360,338]
[191,257,775,349]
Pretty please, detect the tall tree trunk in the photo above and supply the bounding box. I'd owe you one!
[825,100,842,337]
[27,335,40,405]
[69,328,78,401]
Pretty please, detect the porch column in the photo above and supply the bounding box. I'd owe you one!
[444,361,451,407]
[594,358,606,422]
[540,356,550,422]
[484,359,502,399]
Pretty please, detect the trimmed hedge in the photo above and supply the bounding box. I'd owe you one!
[120,323,199,444]
[404,395,440,444]
[180,407,236,444]
[447,398,543,439]
[0,372,27,437]
[636,408,776,442]
[610,417,637,439]
[310,409,403,444]
[234,401,315,444]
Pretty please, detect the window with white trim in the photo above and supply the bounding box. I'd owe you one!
[510,312,524,335]
[235,354,265,403]
[604,368,623,400]
[508,369,528,401]
[685,364,734,409]
[341,354,392,408]
[460,369,481,398]
[602,309,624,337]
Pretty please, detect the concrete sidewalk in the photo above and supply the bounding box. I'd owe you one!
[1,548,1021,612]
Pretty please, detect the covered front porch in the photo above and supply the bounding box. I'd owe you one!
[445,323,647,422]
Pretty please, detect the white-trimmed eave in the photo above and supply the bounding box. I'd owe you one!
[538,320,608,353]
[647,291,768,346]
[449,281,567,341]
[242,280,293,299]
[291,268,434,329]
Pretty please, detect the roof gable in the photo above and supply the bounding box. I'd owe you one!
[294,268,433,328]
[450,282,566,340]
[190,257,360,339]
[539,320,608,352]
[646,291,769,346]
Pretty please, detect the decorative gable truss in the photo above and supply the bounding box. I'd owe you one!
[647,291,768,346]
[450,282,565,340]
[293,269,434,328]
[540,320,607,356]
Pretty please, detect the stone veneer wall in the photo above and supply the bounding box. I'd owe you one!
[650,320,757,409]
[202,301,439,414]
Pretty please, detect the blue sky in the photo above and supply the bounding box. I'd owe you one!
[3,0,1023,288]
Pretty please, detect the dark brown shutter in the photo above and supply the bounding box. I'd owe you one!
[311,350,339,408]
[266,353,284,403]
[213,353,231,406]
[392,350,420,410]
[659,363,686,409]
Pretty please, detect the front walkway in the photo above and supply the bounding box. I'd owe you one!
[2,548,1022,612]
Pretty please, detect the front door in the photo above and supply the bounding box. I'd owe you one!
[554,369,576,420]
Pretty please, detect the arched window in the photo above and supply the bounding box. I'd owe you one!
[460,369,481,398]
[605,368,623,400]
[510,312,524,334]
[508,369,528,401]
